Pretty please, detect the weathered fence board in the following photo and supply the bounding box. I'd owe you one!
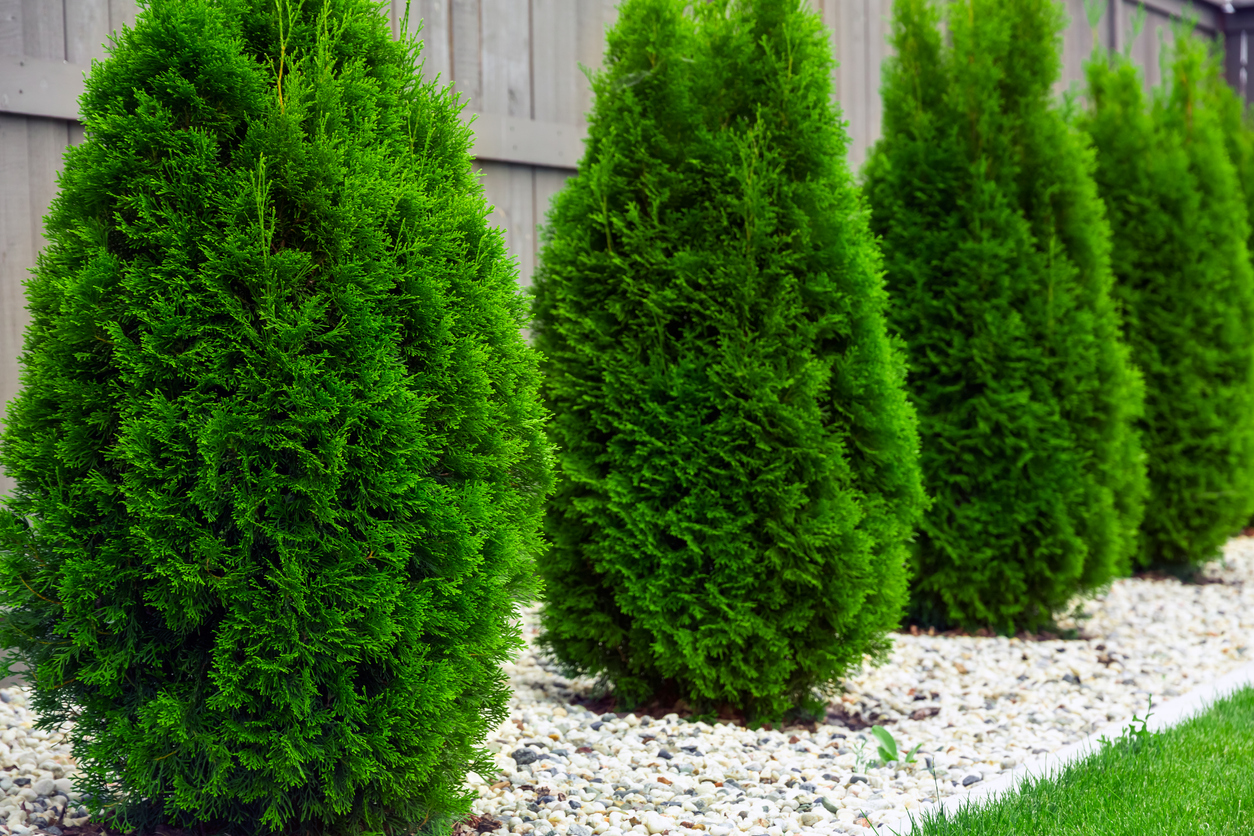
[0,0,1237,501]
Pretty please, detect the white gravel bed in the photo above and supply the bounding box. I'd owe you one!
[471,536,1254,836]
[0,538,1250,836]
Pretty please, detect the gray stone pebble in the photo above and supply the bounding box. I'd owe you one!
[0,538,1251,835]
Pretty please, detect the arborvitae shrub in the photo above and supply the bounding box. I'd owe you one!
[862,0,1146,633]
[530,0,925,721]
[1209,61,1254,260]
[1078,35,1254,568]
[0,1,553,834]
[1208,59,1254,534]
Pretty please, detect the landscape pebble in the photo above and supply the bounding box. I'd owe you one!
[0,538,1250,835]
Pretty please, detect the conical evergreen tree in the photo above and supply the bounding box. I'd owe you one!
[1078,32,1254,569]
[531,0,925,720]
[862,0,1146,632]
[1207,51,1254,534]
[1208,57,1254,261]
[0,1,553,834]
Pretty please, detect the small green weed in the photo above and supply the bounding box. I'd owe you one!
[871,725,924,765]
[1097,694,1158,755]
[852,736,870,772]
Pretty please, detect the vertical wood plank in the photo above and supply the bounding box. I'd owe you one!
[810,0,841,121]
[0,0,22,56]
[21,0,63,60]
[0,114,34,501]
[65,0,113,66]
[108,0,136,33]
[819,0,847,167]
[1109,0,1123,53]
[480,0,530,118]
[528,166,571,336]
[1058,0,1094,100]
[478,161,536,287]
[575,0,617,126]
[856,0,889,170]
[410,0,452,88]
[533,0,579,124]
[26,119,70,253]
[451,0,482,108]
[840,0,869,165]
[9,0,69,500]
[1136,10,1167,91]
[533,166,571,256]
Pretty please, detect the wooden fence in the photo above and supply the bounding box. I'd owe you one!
[0,0,1233,500]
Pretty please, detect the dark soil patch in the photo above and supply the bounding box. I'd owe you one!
[56,809,497,836]
[52,815,237,836]
[568,683,891,733]
[452,814,504,835]
[1133,568,1229,586]
[895,622,1087,642]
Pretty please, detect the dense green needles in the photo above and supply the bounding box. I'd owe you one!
[1078,31,1254,570]
[863,0,1146,633]
[906,688,1254,835]
[1210,54,1254,265]
[531,0,926,721]
[0,1,553,834]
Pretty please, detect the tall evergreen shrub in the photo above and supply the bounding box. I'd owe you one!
[1208,55,1254,533]
[862,0,1147,632]
[1078,33,1254,568]
[1208,60,1254,260]
[0,1,553,834]
[531,0,926,721]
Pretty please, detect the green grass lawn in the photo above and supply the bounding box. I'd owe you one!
[884,686,1254,836]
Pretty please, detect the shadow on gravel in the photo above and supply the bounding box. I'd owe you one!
[40,810,507,836]
[567,689,891,732]
[894,623,1089,642]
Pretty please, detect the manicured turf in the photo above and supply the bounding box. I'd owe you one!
[883,686,1254,836]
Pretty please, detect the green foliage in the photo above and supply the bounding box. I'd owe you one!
[1208,56,1254,260]
[1208,62,1254,534]
[1096,695,1158,757]
[530,0,926,721]
[908,688,1254,835]
[0,1,553,834]
[863,0,1147,633]
[870,725,922,765]
[1077,32,1254,568]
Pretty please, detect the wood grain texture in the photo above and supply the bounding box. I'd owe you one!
[25,118,69,251]
[532,165,572,262]
[480,0,530,118]
[0,0,1241,431]
[532,0,578,124]
[0,114,33,502]
[840,0,869,168]
[21,0,64,60]
[861,0,888,169]
[478,161,536,286]
[575,0,617,126]
[65,0,112,66]
[0,0,21,57]
[409,0,452,88]
[1060,0,1098,100]
[807,0,838,108]
[1133,7,1173,90]
[107,0,136,33]
[1110,0,1124,53]
[451,0,481,107]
